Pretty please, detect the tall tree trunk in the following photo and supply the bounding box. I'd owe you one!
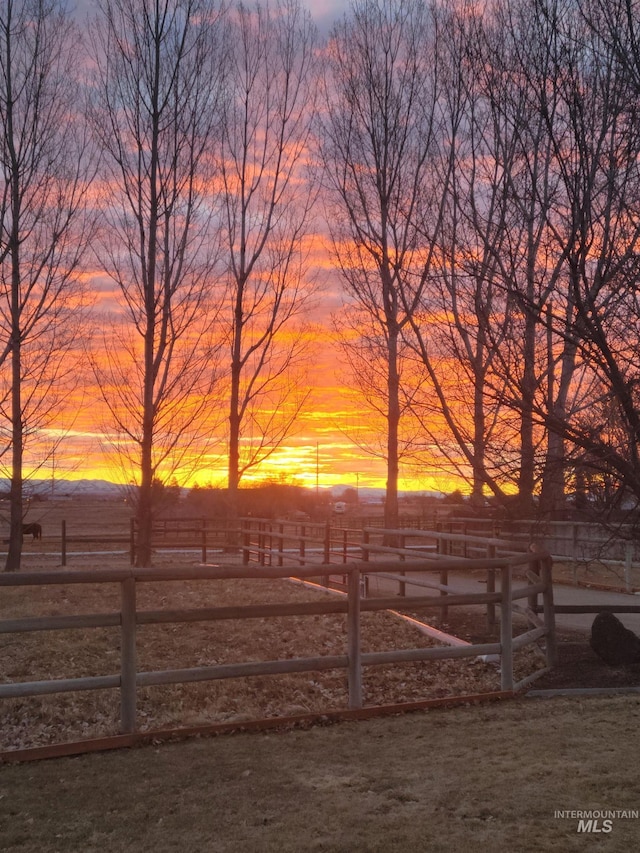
[136,409,155,567]
[385,323,400,532]
[136,47,160,569]
[540,303,577,518]
[5,109,22,572]
[471,362,486,507]
[227,325,243,548]
[519,307,537,516]
[6,279,23,573]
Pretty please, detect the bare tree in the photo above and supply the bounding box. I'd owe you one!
[319,0,446,529]
[425,0,586,517]
[470,0,569,515]
[535,0,640,515]
[90,0,225,565]
[0,0,92,571]
[400,1,517,507]
[472,0,640,520]
[218,0,317,519]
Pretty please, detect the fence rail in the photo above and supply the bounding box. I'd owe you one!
[16,513,640,583]
[0,544,557,740]
[31,518,239,566]
[240,518,533,620]
[402,516,640,585]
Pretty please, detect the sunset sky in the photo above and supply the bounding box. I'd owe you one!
[13,0,459,497]
[58,243,452,495]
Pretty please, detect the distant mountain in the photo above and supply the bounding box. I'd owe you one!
[0,478,127,499]
[329,485,444,500]
[0,478,447,501]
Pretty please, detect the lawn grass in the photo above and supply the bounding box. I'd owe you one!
[2,694,640,852]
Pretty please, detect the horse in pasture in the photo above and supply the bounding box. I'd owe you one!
[22,522,42,540]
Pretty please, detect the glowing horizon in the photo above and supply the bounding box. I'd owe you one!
[15,322,465,496]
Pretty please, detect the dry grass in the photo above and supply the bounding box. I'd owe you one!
[2,694,640,852]
[1,498,132,538]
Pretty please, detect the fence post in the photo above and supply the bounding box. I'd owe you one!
[120,575,137,734]
[323,522,331,566]
[279,523,284,568]
[528,559,541,613]
[541,557,558,668]
[300,525,306,567]
[399,533,406,597]
[486,544,496,630]
[347,567,362,709]
[500,565,514,691]
[201,517,207,564]
[625,541,633,593]
[572,523,579,581]
[362,529,370,562]
[130,518,136,566]
[61,520,67,567]
[242,519,250,565]
[437,534,449,621]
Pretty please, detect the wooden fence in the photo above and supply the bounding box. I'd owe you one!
[447,517,640,590]
[14,512,640,582]
[13,516,362,566]
[51,517,233,566]
[240,519,531,618]
[240,518,365,567]
[0,544,557,739]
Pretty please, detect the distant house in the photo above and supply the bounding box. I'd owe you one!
[333,501,347,514]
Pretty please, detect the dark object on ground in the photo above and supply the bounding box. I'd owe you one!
[22,522,42,540]
[590,612,640,667]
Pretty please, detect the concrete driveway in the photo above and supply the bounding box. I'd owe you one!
[544,582,640,634]
[364,567,640,635]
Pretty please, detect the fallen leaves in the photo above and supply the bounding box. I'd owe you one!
[1,570,541,752]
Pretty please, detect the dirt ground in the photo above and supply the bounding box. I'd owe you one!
[2,563,638,753]
[534,633,640,690]
[437,605,640,692]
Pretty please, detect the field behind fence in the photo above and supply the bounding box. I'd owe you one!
[6,497,640,583]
